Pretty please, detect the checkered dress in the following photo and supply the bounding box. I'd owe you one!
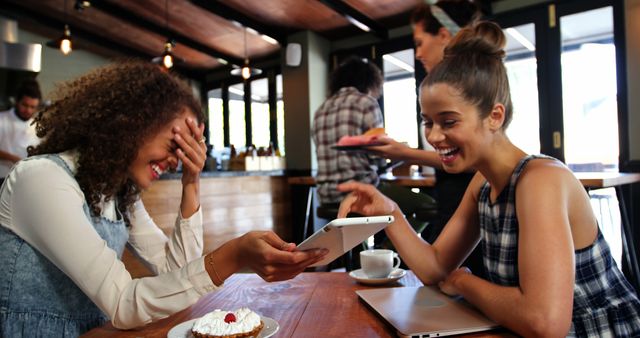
[478,154,640,337]
[312,87,384,204]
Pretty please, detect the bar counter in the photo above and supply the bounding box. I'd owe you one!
[123,170,292,278]
[159,169,286,180]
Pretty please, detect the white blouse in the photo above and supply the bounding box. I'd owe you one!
[0,151,219,329]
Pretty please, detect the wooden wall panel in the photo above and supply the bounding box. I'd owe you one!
[124,175,292,278]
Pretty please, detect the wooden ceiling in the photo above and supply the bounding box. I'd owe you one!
[1,0,493,79]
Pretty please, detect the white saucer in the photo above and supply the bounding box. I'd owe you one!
[167,315,279,338]
[349,268,406,285]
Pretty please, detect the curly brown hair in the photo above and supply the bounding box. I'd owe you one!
[29,61,204,222]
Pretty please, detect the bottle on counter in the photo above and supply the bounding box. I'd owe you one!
[266,142,274,156]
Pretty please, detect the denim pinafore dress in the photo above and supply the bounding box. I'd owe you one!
[0,154,129,337]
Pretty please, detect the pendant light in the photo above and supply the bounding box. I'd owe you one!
[157,0,178,69]
[59,24,72,55]
[230,27,262,80]
[49,0,72,55]
[161,39,176,69]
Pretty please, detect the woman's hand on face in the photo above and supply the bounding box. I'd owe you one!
[236,231,328,282]
[173,117,206,185]
[336,181,397,218]
[438,267,472,296]
[368,136,409,160]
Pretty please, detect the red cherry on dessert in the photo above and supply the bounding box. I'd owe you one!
[224,313,236,323]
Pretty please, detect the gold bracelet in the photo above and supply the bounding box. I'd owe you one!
[207,254,224,286]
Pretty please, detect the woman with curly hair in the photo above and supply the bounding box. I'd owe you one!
[0,61,327,337]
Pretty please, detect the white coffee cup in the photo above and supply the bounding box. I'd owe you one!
[360,249,401,278]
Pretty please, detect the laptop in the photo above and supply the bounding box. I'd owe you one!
[356,286,498,338]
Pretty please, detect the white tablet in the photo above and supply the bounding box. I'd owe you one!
[297,215,394,267]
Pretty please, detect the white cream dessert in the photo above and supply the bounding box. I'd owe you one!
[191,308,263,338]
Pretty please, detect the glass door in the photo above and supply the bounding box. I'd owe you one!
[382,48,419,149]
[493,8,547,156]
[503,23,541,155]
[560,6,618,172]
[558,4,622,266]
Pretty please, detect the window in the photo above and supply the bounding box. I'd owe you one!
[493,0,627,273]
[276,74,285,155]
[208,88,224,150]
[228,83,246,149]
[560,6,618,171]
[382,49,419,149]
[251,78,270,148]
[206,71,283,154]
[503,23,541,155]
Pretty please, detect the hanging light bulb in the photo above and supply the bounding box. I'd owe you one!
[241,63,251,80]
[153,0,183,69]
[162,40,174,69]
[230,28,262,80]
[46,0,73,55]
[60,24,72,55]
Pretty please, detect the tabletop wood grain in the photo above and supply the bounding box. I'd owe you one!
[82,272,513,338]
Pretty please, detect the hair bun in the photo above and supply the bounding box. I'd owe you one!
[444,21,506,60]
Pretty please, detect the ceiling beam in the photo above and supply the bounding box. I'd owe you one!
[0,2,151,60]
[0,2,206,80]
[189,0,287,45]
[89,0,244,67]
[318,0,388,40]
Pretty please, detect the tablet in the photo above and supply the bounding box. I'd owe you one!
[297,215,394,267]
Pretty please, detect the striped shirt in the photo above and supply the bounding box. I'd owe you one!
[312,87,384,204]
[478,154,640,337]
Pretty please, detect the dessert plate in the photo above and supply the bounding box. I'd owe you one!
[167,315,279,338]
[349,268,406,286]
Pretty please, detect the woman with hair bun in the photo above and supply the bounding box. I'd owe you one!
[337,21,640,337]
[0,61,327,337]
[368,0,486,277]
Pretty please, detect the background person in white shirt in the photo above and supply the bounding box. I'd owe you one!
[0,61,327,337]
[0,79,41,185]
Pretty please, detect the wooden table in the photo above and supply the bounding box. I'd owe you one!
[379,173,436,188]
[287,175,435,243]
[287,174,436,188]
[575,171,640,189]
[82,272,510,338]
[574,172,640,292]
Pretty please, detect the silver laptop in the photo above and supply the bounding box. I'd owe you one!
[356,286,498,338]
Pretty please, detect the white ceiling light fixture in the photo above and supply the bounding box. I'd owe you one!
[345,15,371,32]
[506,27,535,52]
[383,54,414,73]
[260,34,279,45]
[230,27,262,80]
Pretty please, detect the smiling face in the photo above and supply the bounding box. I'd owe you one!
[413,22,450,73]
[420,83,493,173]
[127,108,196,189]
